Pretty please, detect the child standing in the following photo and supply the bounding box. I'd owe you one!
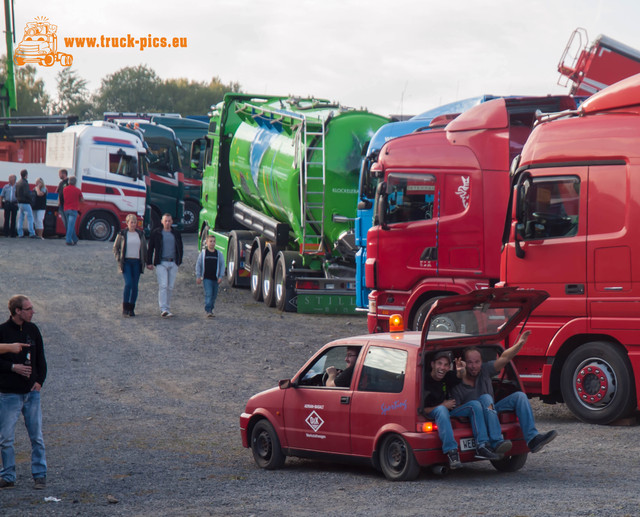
[196,235,225,317]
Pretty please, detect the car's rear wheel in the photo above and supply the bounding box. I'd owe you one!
[250,419,284,470]
[490,453,528,472]
[378,433,420,481]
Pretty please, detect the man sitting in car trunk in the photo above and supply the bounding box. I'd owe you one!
[453,330,557,454]
[422,350,502,470]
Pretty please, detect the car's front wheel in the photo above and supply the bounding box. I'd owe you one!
[250,419,285,470]
[378,433,420,481]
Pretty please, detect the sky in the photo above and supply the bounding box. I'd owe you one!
[8,0,640,117]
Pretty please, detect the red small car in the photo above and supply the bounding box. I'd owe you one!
[240,288,548,480]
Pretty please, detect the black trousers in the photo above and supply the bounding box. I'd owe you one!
[3,202,18,236]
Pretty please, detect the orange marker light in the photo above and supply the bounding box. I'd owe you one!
[389,314,404,332]
[417,422,436,433]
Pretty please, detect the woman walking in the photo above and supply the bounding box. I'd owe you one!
[113,214,147,317]
[32,177,47,239]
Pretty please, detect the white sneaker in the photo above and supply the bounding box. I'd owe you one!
[161,311,173,318]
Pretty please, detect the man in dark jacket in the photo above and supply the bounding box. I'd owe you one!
[0,295,47,489]
[146,214,183,318]
[15,169,35,238]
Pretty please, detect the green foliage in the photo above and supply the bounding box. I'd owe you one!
[0,55,50,116]
[53,67,93,119]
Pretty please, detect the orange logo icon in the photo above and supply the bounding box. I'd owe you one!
[13,16,73,67]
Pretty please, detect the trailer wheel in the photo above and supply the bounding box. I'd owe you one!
[262,250,276,307]
[227,233,241,287]
[561,342,636,424]
[182,200,200,233]
[81,212,117,241]
[490,453,528,473]
[378,433,420,481]
[275,252,300,312]
[250,250,263,302]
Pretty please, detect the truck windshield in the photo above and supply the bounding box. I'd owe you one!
[148,142,181,175]
[385,173,436,224]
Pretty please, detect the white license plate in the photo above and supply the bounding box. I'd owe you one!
[460,437,476,452]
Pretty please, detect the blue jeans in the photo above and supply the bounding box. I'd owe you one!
[482,392,539,444]
[203,278,220,313]
[429,400,491,453]
[65,209,78,244]
[123,259,142,304]
[0,391,47,482]
[17,203,35,237]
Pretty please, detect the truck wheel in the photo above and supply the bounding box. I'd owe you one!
[81,212,117,241]
[250,250,263,301]
[43,54,55,67]
[182,200,200,233]
[250,419,285,470]
[275,252,300,312]
[227,233,240,287]
[412,296,446,331]
[262,250,276,307]
[378,433,420,481]
[490,453,528,472]
[561,342,636,424]
[199,224,210,251]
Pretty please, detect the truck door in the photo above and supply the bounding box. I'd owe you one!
[505,168,587,341]
[374,172,439,290]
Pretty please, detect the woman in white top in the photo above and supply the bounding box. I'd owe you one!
[113,214,148,317]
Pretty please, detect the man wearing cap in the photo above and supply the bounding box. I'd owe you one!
[453,331,557,455]
[422,350,504,470]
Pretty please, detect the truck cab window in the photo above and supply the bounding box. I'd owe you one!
[386,173,436,224]
[519,176,580,239]
[109,152,136,177]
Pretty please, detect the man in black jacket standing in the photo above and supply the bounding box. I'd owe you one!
[0,295,47,489]
[146,214,183,318]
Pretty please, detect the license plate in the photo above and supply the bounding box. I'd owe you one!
[460,437,476,452]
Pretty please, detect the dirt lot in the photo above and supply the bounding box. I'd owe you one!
[0,234,639,516]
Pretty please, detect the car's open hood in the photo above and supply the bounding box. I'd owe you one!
[419,288,548,352]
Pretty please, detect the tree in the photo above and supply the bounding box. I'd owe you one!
[52,67,93,119]
[94,64,161,113]
[155,76,241,115]
[0,55,50,116]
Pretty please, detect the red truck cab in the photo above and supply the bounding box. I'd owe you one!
[500,74,640,424]
[366,96,576,333]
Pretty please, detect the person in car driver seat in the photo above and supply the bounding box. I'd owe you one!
[325,347,360,387]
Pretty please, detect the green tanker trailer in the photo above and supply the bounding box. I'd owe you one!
[193,93,388,313]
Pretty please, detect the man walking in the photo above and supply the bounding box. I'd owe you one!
[15,169,35,238]
[56,169,69,230]
[0,295,47,489]
[1,174,19,237]
[63,176,83,245]
[147,214,183,318]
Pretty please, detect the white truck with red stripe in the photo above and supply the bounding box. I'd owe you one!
[0,121,147,240]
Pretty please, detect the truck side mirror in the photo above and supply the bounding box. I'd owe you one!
[514,223,525,258]
[190,138,205,173]
[375,181,389,230]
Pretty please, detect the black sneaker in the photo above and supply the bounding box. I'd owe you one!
[528,430,557,453]
[493,440,513,456]
[446,449,462,469]
[475,445,501,460]
[0,478,15,489]
[34,477,46,490]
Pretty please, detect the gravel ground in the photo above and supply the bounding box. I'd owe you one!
[0,234,639,517]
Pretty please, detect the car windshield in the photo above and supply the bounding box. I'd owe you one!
[426,305,522,341]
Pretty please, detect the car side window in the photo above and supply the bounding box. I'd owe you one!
[298,346,360,387]
[358,346,407,393]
